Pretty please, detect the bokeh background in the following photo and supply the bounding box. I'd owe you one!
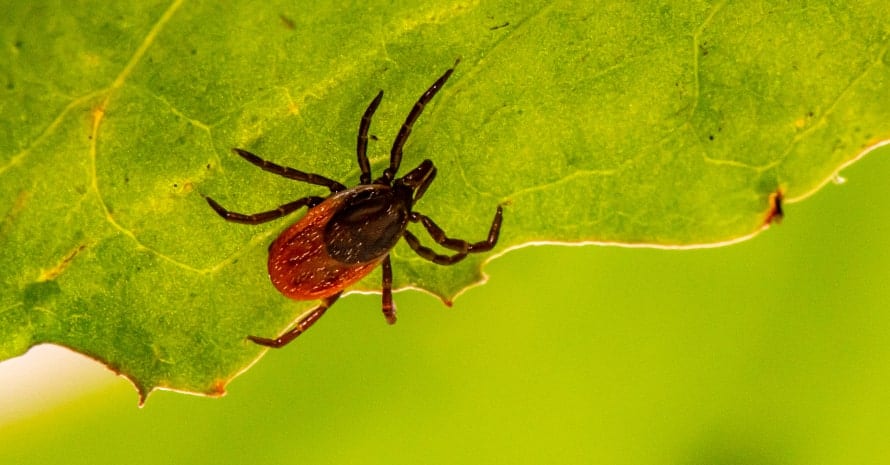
[1,149,888,464]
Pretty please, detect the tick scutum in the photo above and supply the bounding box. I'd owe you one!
[324,185,410,264]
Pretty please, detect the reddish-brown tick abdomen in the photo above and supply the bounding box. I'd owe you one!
[268,188,383,300]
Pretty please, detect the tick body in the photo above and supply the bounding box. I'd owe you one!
[206,62,504,348]
[268,184,406,300]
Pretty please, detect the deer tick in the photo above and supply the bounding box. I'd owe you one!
[206,62,504,348]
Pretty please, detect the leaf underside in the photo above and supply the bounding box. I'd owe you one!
[2,1,888,400]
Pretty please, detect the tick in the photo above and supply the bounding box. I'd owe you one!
[206,63,503,348]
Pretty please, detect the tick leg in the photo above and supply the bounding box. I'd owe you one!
[403,205,503,265]
[232,148,347,192]
[248,292,342,348]
[205,195,323,225]
[403,231,466,264]
[357,91,383,184]
[381,254,397,324]
[378,59,459,184]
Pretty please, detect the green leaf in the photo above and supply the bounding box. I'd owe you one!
[2,1,888,401]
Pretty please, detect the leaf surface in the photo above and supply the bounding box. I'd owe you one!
[2,1,888,400]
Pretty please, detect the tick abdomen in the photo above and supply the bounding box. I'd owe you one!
[268,189,374,300]
[267,185,406,300]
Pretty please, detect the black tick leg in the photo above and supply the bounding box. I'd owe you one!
[403,205,503,265]
[357,91,384,184]
[381,255,397,324]
[248,292,342,348]
[232,148,347,192]
[205,196,324,225]
[378,59,460,184]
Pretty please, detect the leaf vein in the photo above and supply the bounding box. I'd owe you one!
[765,40,890,174]
[0,91,102,177]
[688,0,727,120]
[507,168,618,201]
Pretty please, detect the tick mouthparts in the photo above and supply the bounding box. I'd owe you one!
[400,159,436,187]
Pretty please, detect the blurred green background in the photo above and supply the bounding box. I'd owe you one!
[1,149,889,464]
